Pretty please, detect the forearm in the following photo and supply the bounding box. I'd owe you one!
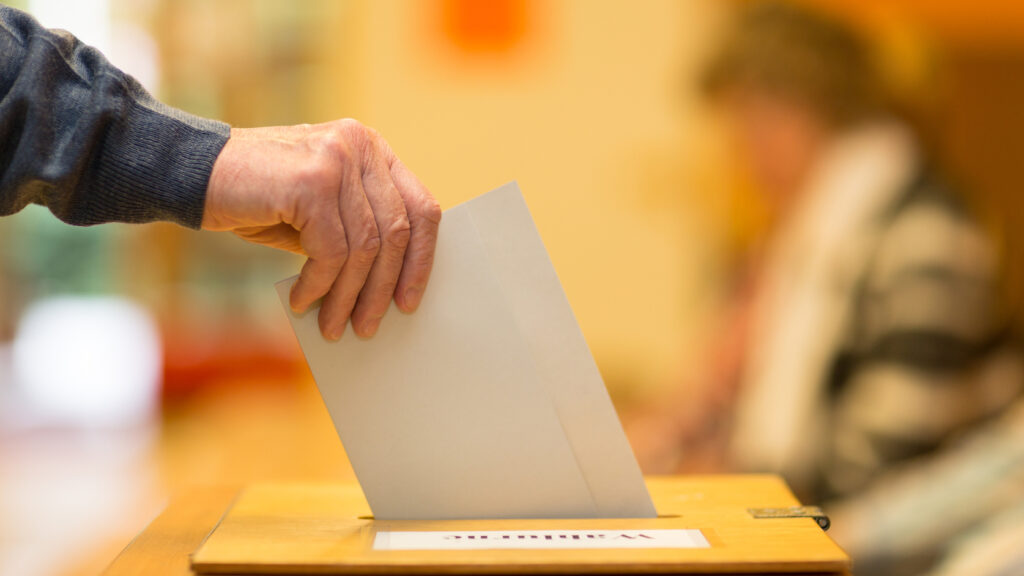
[0,5,229,228]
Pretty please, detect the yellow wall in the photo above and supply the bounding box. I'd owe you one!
[322,0,728,396]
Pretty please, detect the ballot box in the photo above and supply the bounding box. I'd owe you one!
[99,186,850,575]
[149,475,849,575]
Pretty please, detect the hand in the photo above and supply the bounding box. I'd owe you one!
[202,119,442,340]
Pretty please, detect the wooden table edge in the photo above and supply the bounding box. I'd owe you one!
[101,485,240,576]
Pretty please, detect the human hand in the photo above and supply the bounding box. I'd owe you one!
[202,119,441,340]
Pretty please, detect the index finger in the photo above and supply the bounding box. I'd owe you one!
[388,156,441,313]
[290,204,349,314]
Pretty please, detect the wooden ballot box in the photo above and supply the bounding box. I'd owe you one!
[104,476,851,575]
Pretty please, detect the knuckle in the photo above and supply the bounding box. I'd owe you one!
[320,237,349,266]
[337,119,381,163]
[312,218,349,262]
[315,134,351,171]
[318,133,347,159]
[296,154,339,189]
[352,223,382,261]
[381,214,412,249]
[416,196,443,226]
[337,117,364,132]
[336,118,369,146]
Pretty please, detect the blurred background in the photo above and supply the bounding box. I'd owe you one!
[1,1,1023,575]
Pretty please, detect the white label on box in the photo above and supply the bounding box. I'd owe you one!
[373,529,710,550]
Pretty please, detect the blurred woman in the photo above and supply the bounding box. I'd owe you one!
[628,3,1024,575]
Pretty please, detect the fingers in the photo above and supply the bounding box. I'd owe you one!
[272,120,439,341]
[290,200,349,316]
[388,155,442,313]
[315,168,380,340]
[349,135,411,338]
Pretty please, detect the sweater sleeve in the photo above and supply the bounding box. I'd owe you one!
[0,5,230,229]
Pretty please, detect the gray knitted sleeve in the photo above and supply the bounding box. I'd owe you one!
[0,5,230,229]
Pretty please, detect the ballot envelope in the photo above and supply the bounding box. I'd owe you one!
[273,181,655,521]
[189,183,850,575]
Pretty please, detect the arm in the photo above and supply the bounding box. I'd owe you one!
[0,6,442,340]
[0,5,228,227]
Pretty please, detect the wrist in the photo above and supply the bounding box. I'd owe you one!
[202,130,239,231]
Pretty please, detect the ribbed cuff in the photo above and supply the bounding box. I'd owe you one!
[85,98,230,229]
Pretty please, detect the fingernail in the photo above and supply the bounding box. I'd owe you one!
[361,317,381,338]
[289,285,304,313]
[326,325,344,341]
[402,287,423,310]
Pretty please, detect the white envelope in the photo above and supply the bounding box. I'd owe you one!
[276,182,655,520]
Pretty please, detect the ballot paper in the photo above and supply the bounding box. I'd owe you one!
[276,182,656,520]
